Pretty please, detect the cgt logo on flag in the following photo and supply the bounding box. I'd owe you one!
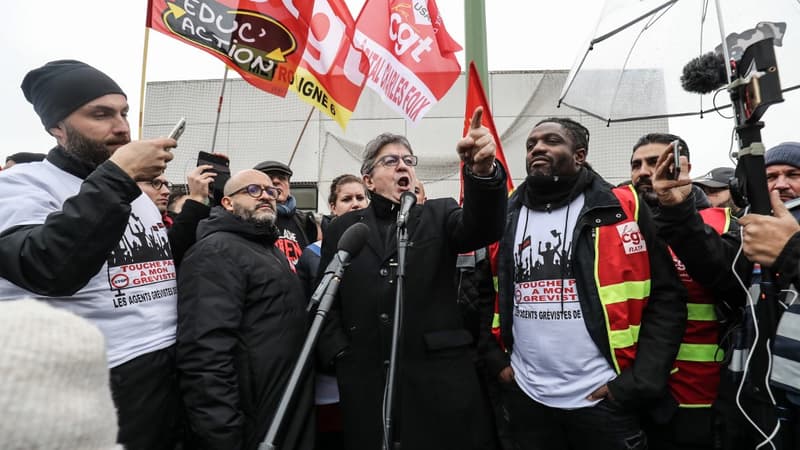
[354,0,461,124]
[616,222,647,255]
[147,0,312,97]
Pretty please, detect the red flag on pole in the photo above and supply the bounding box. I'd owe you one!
[289,0,369,129]
[146,0,313,98]
[460,61,514,204]
[426,0,462,55]
[354,0,461,124]
[460,62,513,350]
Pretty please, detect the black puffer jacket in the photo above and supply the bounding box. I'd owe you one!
[177,207,314,450]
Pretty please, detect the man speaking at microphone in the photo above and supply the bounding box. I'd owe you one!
[317,107,508,450]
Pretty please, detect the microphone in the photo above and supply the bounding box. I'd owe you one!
[308,222,370,310]
[681,52,728,94]
[396,191,417,228]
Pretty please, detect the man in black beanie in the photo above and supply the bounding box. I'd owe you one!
[0,60,182,450]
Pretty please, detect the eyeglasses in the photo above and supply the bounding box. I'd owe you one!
[150,179,171,190]
[374,154,418,171]
[229,184,281,199]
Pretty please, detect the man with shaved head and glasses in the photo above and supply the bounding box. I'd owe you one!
[317,108,508,450]
[176,169,313,450]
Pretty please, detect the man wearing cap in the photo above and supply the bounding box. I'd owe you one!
[254,160,317,269]
[693,166,741,214]
[0,60,181,449]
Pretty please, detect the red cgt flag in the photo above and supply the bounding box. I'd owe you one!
[146,0,313,98]
[289,0,369,129]
[354,0,461,124]
[460,61,514,204]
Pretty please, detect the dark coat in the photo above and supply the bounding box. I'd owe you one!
[652,187,748,310]
[167,198,210,266]
[317,166,507,450]
[177,208,314,450]
[487,169,688,411]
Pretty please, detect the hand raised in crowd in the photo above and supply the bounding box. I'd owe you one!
[109,138,176,181]
[457,106,496,177]
[187,164,216,204]
[739,190,800,266]
[652,142,692,206]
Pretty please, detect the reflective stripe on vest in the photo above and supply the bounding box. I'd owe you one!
[670,207,730,407]
[595,185,652,374]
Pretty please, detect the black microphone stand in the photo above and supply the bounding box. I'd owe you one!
[382,223,410,450]
[259,257,346,450]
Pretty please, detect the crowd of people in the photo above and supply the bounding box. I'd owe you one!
[1,58,800,450]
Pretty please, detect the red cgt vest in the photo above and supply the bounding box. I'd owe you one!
[668,207,730,407]
[595,185,652,373]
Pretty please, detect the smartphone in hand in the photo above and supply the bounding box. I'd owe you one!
[670,139,681,180]
[197,151,231,206]
[169,117,186,141]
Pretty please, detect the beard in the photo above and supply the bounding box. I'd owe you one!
[62,123,129,167]
[634,178,659,206]
[233,202,276,226]
[526,153,577,178]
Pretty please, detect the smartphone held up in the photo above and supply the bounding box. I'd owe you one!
[169,117,186,141]
[669,139,681,180]
[197,151,231,207]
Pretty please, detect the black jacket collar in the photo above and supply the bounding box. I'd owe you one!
[46,145,97,180]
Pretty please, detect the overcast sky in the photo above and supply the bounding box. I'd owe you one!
[2,0,798,176]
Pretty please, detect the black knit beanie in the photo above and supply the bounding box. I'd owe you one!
[21,60,126,130]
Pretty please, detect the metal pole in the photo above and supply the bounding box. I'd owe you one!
[464,0,489,96]
[210,66,229,153]
[288,107,315,166]
[713,0,733,84]
[382,225,410,450]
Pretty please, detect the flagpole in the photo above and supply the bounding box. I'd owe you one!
[138,27,151,140]
[464,0,489,96]
[210,66,230,153]
[288,106,315,166]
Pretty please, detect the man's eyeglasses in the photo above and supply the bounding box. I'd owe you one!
[150,179,171,190]
[229,184,281,199]
[374,154,418,170]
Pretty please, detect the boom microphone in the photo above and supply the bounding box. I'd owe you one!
[396,191,417,228]
[308,222,370,310]
[681,52,728,94]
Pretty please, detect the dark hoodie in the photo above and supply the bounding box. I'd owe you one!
[177,207,314,450]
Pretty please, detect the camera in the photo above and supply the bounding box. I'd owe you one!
[680,22,785,124]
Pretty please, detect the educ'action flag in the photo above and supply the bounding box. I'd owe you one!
[146,0,313,98]
[289,0,369,129]
[354,0,462,124]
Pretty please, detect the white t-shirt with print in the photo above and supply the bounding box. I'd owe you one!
[510,194,616,409]
[0,161,177,368]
